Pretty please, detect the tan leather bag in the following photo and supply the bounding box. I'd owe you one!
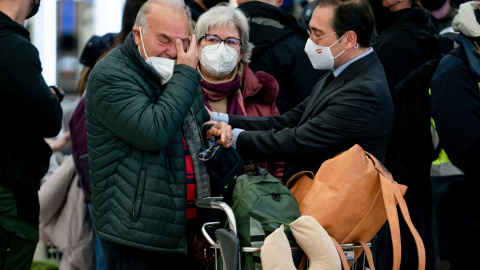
[286,144,426,270]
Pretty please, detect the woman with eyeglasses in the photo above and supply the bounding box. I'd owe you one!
[194,4,284,179]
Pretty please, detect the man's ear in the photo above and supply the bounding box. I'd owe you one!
[277,0,284,7]
[133,26,141,46]
[344,30,357,50]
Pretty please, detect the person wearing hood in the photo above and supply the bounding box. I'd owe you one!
[430,1,480,268]
[0,0,63,269]
[237,0,325,114]
[373,0,443,93]
[194,4,284,179]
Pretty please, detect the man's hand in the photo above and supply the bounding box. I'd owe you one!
[206,122,234,148]
[176,34,198,69]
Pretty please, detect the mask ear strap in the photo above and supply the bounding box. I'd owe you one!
[139,27,149,58]
[330,33,346,48]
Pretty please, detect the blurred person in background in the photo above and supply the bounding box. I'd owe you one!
[237,0,324,114]
[430,1,480,268]
[420,0,458,35]
[0,0,63,269]
[372,0,451,268]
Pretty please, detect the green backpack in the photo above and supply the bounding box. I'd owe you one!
[225,167,301,270]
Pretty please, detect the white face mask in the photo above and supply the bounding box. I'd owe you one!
[139,27,175,85]
[200,43,238,77]
[304,34,346,70]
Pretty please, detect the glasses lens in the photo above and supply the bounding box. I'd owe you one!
[225,38,241,47]
[205,34,221,44]
[307,30,317,41]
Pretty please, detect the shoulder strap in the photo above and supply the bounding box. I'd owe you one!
[447,45,468,64]
[285,171,314,188]
[381,175,426,270]
[330,236,351,270]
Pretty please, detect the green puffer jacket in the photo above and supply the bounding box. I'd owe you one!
[85,32,209,254]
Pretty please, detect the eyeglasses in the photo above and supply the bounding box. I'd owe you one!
[198,137,221,161]
[202,34,242,49]
[307,30,337,42]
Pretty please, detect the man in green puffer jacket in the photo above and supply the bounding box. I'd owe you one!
[85,0,233,269]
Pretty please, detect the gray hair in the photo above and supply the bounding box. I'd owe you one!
[194,3,253,63]
[134,0,192,34]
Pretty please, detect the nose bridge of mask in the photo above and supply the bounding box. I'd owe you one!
[201,41,224,53]
[139,27,149,58]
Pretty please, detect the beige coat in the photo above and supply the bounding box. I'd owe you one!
[39,155,94,270]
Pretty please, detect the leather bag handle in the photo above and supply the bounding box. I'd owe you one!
[380,175,402,270]
[380,174,426,270]
[285,171,314,188]
[330,236,350,270]
[359,241,376,270]
[366,151,425,269]
[297,254,307,270]
[392,182,426,270]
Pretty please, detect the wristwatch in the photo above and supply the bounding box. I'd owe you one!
[50,85,65,102]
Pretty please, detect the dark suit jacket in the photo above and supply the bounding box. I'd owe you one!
[229,51,394,181]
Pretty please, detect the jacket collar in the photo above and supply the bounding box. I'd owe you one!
[241,62,279,103]
[237,2,309,60]
[389,6,439,34]
[456,35,480,81]
[120,31,161,82]
[0,11,30,40]
[238,1,307,37]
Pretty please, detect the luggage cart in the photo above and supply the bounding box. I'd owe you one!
[196,198,373,270]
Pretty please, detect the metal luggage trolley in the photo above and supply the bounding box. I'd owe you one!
[196,198,373,270]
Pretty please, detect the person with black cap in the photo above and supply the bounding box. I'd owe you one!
[0,0,63,269]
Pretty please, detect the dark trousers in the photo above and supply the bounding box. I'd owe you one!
[101,238,193,270]
[0,226,36,270]
[436,180,480,269]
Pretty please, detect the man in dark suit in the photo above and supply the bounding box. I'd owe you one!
[210,0,393,182]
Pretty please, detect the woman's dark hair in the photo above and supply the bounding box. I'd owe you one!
[77,0,148,95]
[313,0,375,48]
[112,0,149,47]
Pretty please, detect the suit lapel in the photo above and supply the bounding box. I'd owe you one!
[298,51,379,124]
[302,72,331,113]
[299,72,344,124]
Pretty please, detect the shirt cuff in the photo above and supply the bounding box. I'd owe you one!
[212,112,229,123]
[232,128,244,149]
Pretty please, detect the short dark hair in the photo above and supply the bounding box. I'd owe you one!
[313,0,375,48]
